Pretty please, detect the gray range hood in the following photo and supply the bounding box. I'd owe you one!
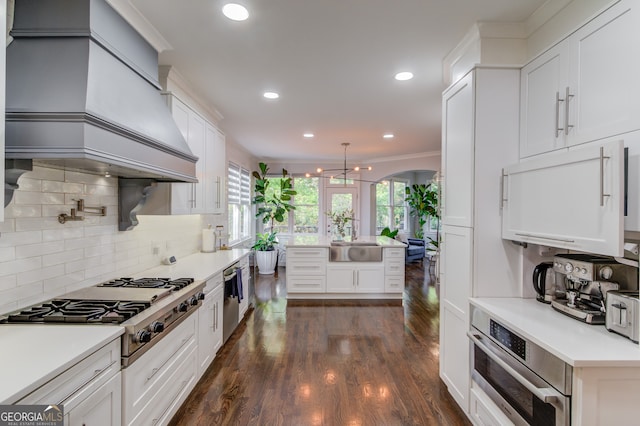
[5,0,198,196]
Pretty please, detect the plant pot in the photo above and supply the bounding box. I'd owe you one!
[255,249,278,274]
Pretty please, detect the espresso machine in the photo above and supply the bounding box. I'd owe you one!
[550,253,638,324]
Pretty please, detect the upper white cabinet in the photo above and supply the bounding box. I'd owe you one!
[141,94,226,215]
[441,72,474,227]
[520,0,640,158]
[502,140,625,256]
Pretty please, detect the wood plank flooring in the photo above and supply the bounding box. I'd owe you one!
[169,261,470,426]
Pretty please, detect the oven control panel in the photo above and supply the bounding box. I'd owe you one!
[490,319,526,361]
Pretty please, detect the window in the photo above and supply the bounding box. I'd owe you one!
[375,179,408,234]
[261,175,320,235]
[228,162,251,244]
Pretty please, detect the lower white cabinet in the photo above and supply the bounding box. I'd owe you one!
[326,263,385,293]
[17,339,122,426]
[197,273,224,378]
[239,257,250,319]
[384,248,405,293]
[122,313,197,426]
[469,386,512,426]
[286,247,328,293]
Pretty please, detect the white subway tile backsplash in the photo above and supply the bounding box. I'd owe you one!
[16,242,62,259]
[28,166,65,181]
[0,167,213,316]
[0,257,43,277]
[0,231,43,248]
[5,205,42,219]
[43,248,84,267]
[17,264,65,286]
[14,191,65,206]
[16,178,42,192]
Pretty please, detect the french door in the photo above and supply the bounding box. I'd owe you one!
[325,187,358,238]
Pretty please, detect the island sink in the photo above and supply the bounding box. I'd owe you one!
[329,242,383,262]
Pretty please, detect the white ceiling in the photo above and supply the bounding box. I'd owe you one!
[129,0,548,163]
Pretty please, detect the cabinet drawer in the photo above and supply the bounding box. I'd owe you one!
[385,259,404,276]
[122,313,196,422]
[287,276,326,293]
[128,344,197,426]
[287,261,326,276]
[18,338,120,409]
[385,248,405,259]
[203,272,223,294]
[287,247,328,259]
[385,276,404,293]
[469,387,513,426]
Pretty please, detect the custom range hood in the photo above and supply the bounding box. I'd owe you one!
[5,0,198,206]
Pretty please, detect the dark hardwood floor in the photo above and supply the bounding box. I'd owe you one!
[169,260,470,426]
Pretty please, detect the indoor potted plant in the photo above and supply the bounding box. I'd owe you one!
[405,181,439,249]
[326,208,354,240]
[252,162,296,274]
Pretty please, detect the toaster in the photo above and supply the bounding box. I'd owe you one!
[606,290,639,343]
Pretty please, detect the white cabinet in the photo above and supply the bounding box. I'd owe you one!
[142,94,226,215]
[122,313,197,426]
[520,0,640,158]
[502,140,625,256]
[286,247,328,293]
[197,273,223,378]
[384,248,405,293]
[441,72,474,227]
[326,263,385,293]
[17,339,122,426]
[239,256,250,319]
[439,67,521,416]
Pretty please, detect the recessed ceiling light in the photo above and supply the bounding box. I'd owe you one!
[222,3,249,21]
[394,71,413,81]
[303,133,314,138]
[263,92,279,99]
[383,133,394,139]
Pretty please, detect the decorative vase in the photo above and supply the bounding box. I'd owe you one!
[256,249,278,274]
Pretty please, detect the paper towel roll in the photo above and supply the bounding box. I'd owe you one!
[202,229,215,253]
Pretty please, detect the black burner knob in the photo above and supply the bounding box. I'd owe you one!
[189,296,199,306]
[135,330,152,343]
[178,302,188,312]
[149,321,165,333]
[197,292,205,301]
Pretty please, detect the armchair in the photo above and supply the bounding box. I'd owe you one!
[405,238,426,263]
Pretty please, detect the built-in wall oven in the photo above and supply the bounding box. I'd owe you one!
[469,305,572,426]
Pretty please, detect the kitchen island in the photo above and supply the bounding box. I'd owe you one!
[285,235,407,300]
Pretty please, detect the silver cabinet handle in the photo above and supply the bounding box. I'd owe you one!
[500,169,507,207]
[555,91,565,137]
[216,177,221,209]
[564,86,574,136]
[468,332,559,404]
[600,146,611,206]
[57,360,118,406]
[515,233,575,243]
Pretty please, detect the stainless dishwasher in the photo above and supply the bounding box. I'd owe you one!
[222,262,240,343]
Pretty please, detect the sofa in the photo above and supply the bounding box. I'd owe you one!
[405,238,426,263]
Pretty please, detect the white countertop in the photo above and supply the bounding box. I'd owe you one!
[135,249,251,281]
[471,298,640,367]
[0,325,124,404]
[286,235,406,248]
[0,249,250,405]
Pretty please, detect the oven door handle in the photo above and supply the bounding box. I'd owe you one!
[468,332,559,404]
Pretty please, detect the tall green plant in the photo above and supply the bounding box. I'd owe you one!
[251,162,296,250]
[405,183,439,241]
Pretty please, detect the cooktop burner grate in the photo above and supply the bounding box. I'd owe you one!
[7,299,151,324]
[97,277,195,291]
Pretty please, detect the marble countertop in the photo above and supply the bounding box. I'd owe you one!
[471,297,640,367]
[0,325,124,404]
[286,235,406,248]
[0,249,250,405]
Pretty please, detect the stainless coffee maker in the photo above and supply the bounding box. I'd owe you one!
[550,253,637,324]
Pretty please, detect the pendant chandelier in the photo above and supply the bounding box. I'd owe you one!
[306,143,373,184]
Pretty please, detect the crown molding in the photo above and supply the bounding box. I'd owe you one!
[159,66,224,124]
[106,0,172,53]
